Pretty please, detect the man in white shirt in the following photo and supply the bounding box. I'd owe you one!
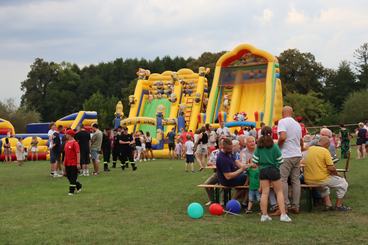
[216,121,230,137]
[277,106,303,214]
[240,136,256,164]
[48,122,56,149]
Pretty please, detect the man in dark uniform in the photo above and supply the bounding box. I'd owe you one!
[102,128,112,172]
[112,127,122,168]
[75,125,91,176]
[118,127,137,171]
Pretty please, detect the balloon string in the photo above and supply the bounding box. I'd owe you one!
[224,210,241,216]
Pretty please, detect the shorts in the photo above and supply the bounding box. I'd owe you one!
[4,148,11,155]
[196,145,208,155]
[141,143,146,151]
[146,142,152,149]
[50,150,61,164]
[307,176,348,199]
[80,150,90,165]
[248,189,261,202]
[356,139,366,145]
[31,147,38,153]
[91,149,99,161]
[260,166,281,181]
[135,146,142,153]
[168,143,175,151]
[186,154,194,163]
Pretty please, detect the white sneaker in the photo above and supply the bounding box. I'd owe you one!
[152,158,156,160]
[77,188,82,193]
[85,172,89,176]
[260,215,272,222]
[68,193,74,196]
[53,173,63,178]
[143,159,146,162]
[280,214,292,222]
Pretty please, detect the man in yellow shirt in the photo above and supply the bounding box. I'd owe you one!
[303,136,351,211]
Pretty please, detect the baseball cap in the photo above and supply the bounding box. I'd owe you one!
[66,129,75,137]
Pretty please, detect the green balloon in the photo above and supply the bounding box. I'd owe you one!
[187,202,204,219]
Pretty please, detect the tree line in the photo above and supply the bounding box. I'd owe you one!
[5,43,368,131]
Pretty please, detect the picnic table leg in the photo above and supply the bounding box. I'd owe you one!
[223,188,231,206]
[214,188,220,203]
[306,188,313,212]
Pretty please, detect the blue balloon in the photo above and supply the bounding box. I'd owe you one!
[226,199,241,214]
[187,202,204,219]
[275,73,280,78]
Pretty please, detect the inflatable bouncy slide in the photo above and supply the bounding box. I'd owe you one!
[116,43,283,158]
[0,111,97,160]
[205,44,283,128]
[117,68,210,158]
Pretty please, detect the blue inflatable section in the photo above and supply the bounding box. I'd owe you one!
[178,116,186,132]
[26,123,51,134]
[225,121,256,128]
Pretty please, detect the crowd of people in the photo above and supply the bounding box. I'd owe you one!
[177,106,366,222]
[1,109,367,215]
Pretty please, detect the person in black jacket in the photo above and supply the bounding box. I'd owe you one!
[102,128,112,171]
[112,127,122,168]
[118,127,137,171]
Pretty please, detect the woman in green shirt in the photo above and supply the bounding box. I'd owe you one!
[252,126,291,222]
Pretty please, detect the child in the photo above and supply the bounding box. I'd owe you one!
[175,138,182,160]
[145,132,155,160]
[245,164,260,213]
[252,126,291,222]
[63,129,82,196]
[30,136,39,161]
[134,131,143,162]
[16,138,25,166]
[139,130,147,162]
[184,135,194,172]
[4,137,12,162]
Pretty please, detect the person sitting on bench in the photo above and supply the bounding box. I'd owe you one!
[216,138,250,202]
[302,136,351,211]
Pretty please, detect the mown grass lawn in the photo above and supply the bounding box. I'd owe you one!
[1,148,367,245]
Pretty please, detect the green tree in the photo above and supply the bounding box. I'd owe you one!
[339,90,368,123]
[187,51,226,85]
[278,49,325,95]
[284,92,335,126]
[20,58,61,121]
[353,43,368,89]
[83,92,118,129]
[324,61,357,110]
[0,99,40,133]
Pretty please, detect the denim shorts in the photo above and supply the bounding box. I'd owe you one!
[91,149,99,161]
[248,189,261,202]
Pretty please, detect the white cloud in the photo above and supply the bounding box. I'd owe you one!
[1,0,368,102]
[286,8,306,24]
[0,60,29,106]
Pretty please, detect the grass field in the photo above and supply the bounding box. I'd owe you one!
[1,149,368,245]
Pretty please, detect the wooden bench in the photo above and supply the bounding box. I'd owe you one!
[198,183,320,212]
[336,151,351,179]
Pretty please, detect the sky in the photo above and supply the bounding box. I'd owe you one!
[1,0,368,105]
